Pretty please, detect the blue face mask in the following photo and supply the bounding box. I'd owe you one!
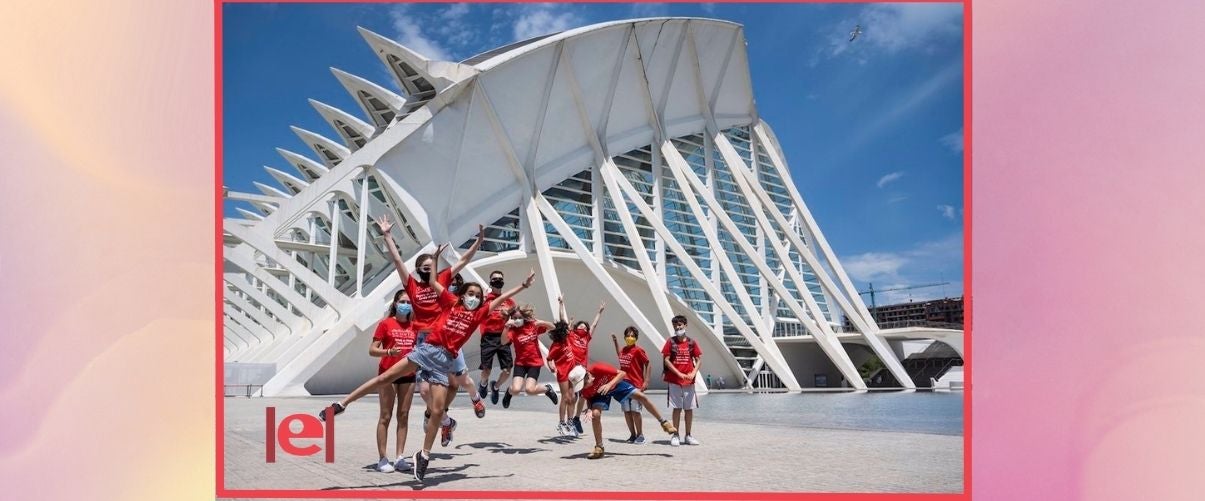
[395,303,412,317]
[449,285,459,293]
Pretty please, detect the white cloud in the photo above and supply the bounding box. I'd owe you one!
[513,5,581,41]
[940,128,963,153]
[843,252,907,282]
[887,195,908,204]
[812,3,962,66]
[842,232,964,305]
[389,5,452,61]
[937,204,957,220]
[856,4,962,54]
[441,3,470,20]
[877,171,904,188]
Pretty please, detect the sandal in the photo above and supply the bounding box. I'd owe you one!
[587,445,605,459]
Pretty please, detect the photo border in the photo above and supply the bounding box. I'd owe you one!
[214,0,973,498]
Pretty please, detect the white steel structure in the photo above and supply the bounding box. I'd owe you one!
[222,18,963,396]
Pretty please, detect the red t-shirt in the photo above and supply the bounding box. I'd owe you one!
[373,317,418,374]
[618,345,650,390]
[546,339,578,382]
[480,292,515,334]
[425,290,491,357]
[661,336,702,386]
[507,321,549,367]
[569,327,591,363]
[404,269,452,331]
[580,362,622,399]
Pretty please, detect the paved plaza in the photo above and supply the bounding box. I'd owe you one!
[224,392,963,495]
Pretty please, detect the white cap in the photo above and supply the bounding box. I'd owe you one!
[567,365,588,394]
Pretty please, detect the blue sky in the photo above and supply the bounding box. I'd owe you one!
[222,2,964,305]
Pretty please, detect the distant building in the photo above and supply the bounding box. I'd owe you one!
[845,297,964,331]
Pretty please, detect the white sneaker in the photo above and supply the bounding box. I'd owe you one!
[684,435,701,445]
[670,434,681,447]
[557,422,569,436]
[394,456,412,471]
[376,457,395,473]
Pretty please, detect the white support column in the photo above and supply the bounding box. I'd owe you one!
[535,194,702,383]
[603,163,800,390]
[753,122,879,327]
[354,169,371,296]
[225,293,289,336]
[665,141,865,388]
[716,132,913,388]
[522,200,564,315]
[224,274,305,329]
[223,223,347,310]
[598,158,676,332]
[326,197,340,285]
[225,246,327,323]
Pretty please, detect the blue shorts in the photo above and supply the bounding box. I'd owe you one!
[405,343,453,386]
[588,381,637,411]
[452,350,467,375]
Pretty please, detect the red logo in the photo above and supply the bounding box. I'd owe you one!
[265,406,335,463]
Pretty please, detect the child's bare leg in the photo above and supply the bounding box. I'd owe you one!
[590,407,604,448]
[422,384,450,454]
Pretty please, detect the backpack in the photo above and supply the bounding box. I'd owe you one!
[663,337,698,374]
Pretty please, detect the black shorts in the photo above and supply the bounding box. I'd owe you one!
[513,364,542,380]
[479,332,513,370]
[392,374,416,385]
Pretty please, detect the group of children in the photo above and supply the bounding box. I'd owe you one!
[319,215,704,482]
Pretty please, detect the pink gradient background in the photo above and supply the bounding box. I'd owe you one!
[1,0,1202,500]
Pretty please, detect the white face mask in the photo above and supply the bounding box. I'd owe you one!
[507,317,525,327]
[674,328,686,337]
[463,296,482,310]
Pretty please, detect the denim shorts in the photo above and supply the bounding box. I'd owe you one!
[452,350,467,375]
[588,381,637,411]
[405,343,454,386]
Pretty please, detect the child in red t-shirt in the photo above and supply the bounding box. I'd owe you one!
[546,320,579,436]
[369,290,420,473]
[500,304,560,408]
[566,299,606,435]
[661,314,703,447]
[611,326,651,444]
[567,362,676,460]
[320,254,535,483]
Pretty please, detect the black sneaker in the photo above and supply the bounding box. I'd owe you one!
[572,416,584,434]
[490,381,500,405]
[477,383,488,401]
[502,391,513,408]
[318,402,345,422]
[412,451,429,483]
[626,434,637,444]
[544,383,559,405]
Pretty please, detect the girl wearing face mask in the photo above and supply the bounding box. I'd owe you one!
[375,217,489,421]
[546,318,578,436]
[611,326,651,444]
[500,303,561,409]
[567,300,607,435]
[368,291,419,473]
[321,259,535,484]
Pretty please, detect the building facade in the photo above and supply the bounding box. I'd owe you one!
[222,18,962,396]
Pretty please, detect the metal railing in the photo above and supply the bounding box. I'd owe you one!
[224,384,265,398]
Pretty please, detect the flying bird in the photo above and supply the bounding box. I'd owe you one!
[849,24,862,42]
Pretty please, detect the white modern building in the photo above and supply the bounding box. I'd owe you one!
[222,18,964,396]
